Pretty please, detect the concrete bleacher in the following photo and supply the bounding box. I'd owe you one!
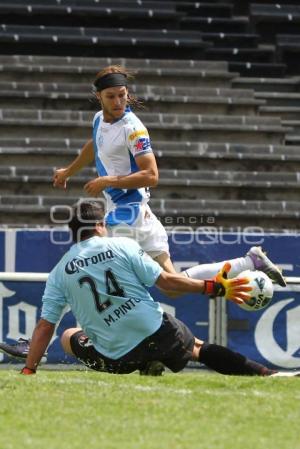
[0,52,298,228]
[0,49,299,230]
[1,166,300,203]
[276,35,300,75]
[1,1,300,229]
[0,1,297,80]
[232,70,300,147]
[1,195,299,230]
[249,3,300,76]
[0,24,211,59]
[233,76,300,93]
[0,81,265,115]
[0,0,293,77]
[0,1,183,30]
[0,55,238,87]
[0,107,290,143]
[250,3,300,43]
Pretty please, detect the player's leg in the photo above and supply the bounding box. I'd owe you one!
[60,328,81,355]
[184,246,286,287]
[146,314,300,376]
[193,338,300,376]
[192,338,276,376]
[108,205,285,286]
[134,208,286,291]
[150,313,274,375]
[61,328,149,374]
[61,328,117,372]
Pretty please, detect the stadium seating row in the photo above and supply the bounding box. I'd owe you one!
[0,80,265,115]
[3,165,300,185]
[1,195,299,230]
[2,165,300,208]
[0,27,285,77]
[0,108,290,144]
[3,2,300,77]
[0,81,259,97]
[2,139,300,162]
[0,48,299,229]
[1,0,300,229]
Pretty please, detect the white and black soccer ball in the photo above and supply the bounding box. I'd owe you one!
[237,270,274,312]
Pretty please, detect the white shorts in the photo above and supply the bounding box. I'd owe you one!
[107,204,169,258]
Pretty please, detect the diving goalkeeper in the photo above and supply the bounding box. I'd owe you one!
[1,201,293,377]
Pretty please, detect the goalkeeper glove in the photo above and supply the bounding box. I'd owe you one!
[204,262,252,304]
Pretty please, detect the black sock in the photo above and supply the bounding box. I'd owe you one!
[199,343,275,376]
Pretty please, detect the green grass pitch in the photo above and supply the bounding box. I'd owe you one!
[0,369,299,449]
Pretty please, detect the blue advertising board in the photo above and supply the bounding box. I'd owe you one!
[0,229,299,368]
[227,286,300,369]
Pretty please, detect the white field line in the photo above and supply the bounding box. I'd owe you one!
[3,370,300,399]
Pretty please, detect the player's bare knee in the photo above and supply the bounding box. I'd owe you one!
[61,328,80,355]
[192,338,204,360]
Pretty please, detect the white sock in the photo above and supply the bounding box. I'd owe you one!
[184,256,255,280]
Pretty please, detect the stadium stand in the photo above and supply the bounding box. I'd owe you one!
[1,0,300,229]
[0,24,211,59]
[0,82,266,116]
[250,3,300,42]
[276,35,300,76]
[249,3,300,75]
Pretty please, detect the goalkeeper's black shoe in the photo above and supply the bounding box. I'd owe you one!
[0,338,47,361]
[139,361,165,376]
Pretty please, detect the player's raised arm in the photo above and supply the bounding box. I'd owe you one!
[53,139,94,189]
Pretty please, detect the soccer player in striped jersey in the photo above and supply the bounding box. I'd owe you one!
[53,65,286,288]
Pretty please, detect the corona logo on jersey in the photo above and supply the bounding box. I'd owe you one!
[64,250,114,275]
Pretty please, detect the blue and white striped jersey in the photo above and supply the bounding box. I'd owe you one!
[41,236,163,359]
[92,107,153,226]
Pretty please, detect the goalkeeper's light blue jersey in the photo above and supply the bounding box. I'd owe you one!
[41,236,163,359]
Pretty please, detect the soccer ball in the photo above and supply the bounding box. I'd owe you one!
[237,270,274,312]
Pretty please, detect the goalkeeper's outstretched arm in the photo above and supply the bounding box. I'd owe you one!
[156,262,251,304]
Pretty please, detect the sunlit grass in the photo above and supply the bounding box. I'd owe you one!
[0,369,299,449]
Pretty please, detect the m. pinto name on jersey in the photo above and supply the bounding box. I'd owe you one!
[103,297,142,327]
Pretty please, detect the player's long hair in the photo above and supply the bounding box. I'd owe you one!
[93,65,144,109]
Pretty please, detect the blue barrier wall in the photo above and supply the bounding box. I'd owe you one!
[0,229,299,368]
